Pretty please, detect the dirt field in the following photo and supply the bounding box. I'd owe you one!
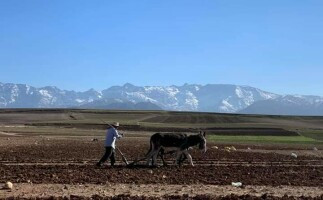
[1,134,323,199]
[0,109,323,199]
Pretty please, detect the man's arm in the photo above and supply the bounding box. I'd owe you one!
[114,129,123,139]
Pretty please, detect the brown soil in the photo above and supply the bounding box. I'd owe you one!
[1,135,323,199]
[1,184,323,199]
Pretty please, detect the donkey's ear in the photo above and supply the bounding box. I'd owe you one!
[203,131,206,137]
[199,130,203,135]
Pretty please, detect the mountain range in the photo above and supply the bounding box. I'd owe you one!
[1,82,323,116]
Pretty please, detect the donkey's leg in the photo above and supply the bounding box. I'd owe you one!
[175,149,183,165]
[146,143,155,166]
[159,148,168,166]
[152,147,161,166]
[183,150,194,166]
[178,152,187,166]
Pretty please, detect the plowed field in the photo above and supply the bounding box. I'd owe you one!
[1,135,323,199]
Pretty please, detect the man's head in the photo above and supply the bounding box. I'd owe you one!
[111,122,120,129]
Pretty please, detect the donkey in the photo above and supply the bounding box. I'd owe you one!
[146,131,207,166]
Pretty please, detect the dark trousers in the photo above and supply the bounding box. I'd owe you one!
[97,147,115,166]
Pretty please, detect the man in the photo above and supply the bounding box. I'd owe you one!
[96,122,123,167]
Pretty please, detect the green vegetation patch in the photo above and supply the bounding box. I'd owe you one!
[298,129,323,141]
[208,135,320,144]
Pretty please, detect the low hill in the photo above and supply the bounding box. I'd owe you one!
[78,99,162,110]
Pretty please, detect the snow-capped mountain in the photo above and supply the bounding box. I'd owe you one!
[100,83,278,112]
[240,95,323,116]
[1,81,323,115]
[0,82,277,112]
[0,82,102,108]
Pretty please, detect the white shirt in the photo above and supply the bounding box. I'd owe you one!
[104,127,122,148]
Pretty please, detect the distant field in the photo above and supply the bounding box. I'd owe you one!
[1,108,323,129]
[1,108,323,144]
[298,129,323,141]
[141,114,248,124]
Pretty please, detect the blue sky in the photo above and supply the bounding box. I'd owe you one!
[1,0,323,95]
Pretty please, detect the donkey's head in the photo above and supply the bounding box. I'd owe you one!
[197,131,207,153]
